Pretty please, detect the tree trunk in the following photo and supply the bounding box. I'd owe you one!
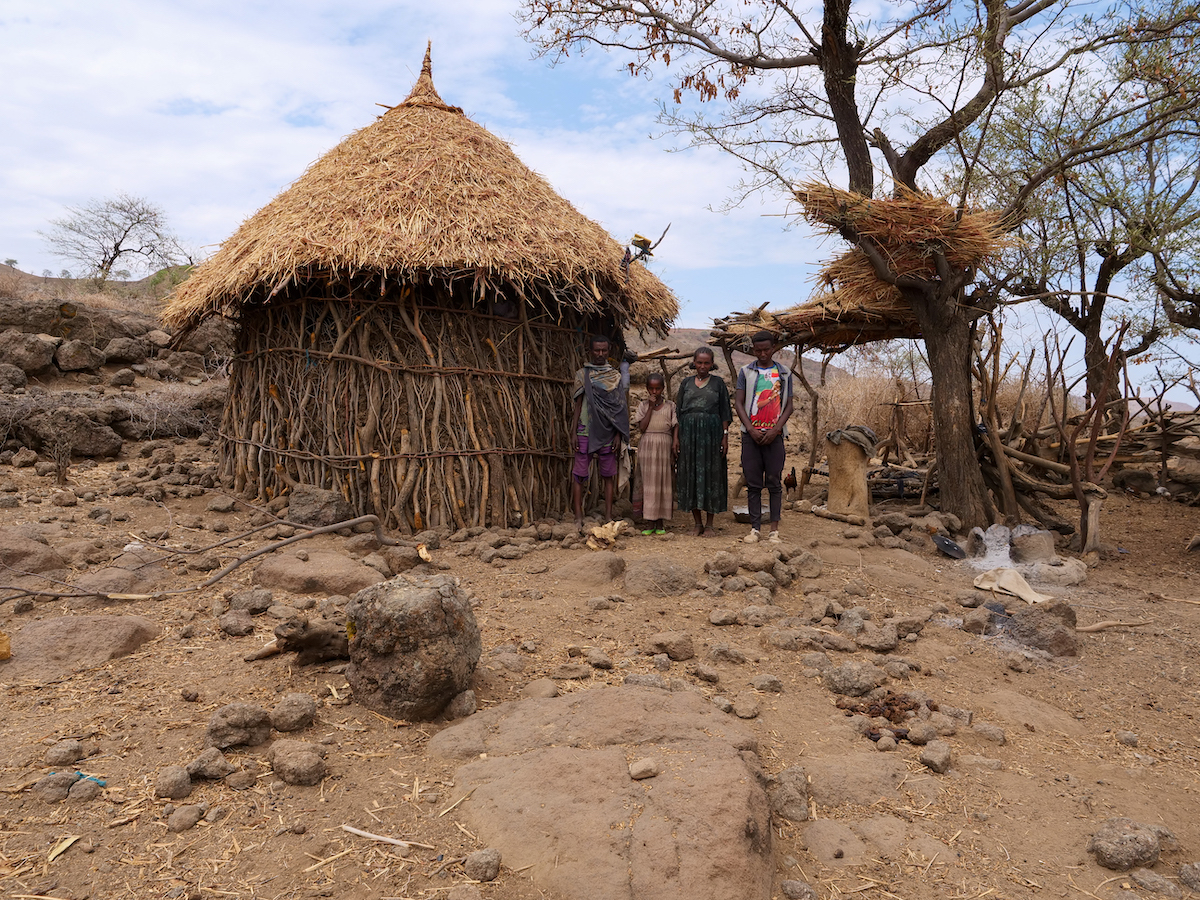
[908,290,995,530]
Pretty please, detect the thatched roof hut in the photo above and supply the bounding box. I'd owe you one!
[165,48,677,530]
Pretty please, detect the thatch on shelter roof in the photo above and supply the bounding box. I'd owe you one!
[710,182,1010,353]
[166,48,675,335]
[163,46,677,531]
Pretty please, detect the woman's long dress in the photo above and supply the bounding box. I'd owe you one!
[675,376,732,513]
[634,399,677,521]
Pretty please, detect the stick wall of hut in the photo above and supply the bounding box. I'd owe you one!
[219,284,603,530]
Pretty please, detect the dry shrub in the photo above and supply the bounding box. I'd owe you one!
[0,265,36,301]
[114,387,220,440]
[808,372,932,454]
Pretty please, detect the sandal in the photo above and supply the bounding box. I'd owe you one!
[640,528,656,535]
[654,528,666,535]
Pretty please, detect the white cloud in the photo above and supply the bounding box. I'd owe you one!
[0,0,817,325]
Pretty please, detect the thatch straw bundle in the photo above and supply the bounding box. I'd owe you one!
[165,49,675,333]
[711,184,1010,352]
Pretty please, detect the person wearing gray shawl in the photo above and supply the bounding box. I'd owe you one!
[570,334,632,528]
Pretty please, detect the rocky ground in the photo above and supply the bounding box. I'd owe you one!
[0,296,1199,900]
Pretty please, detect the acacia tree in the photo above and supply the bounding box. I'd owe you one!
[40,193,184,287]
[522,0,1200,527]
[965,43,1200,407]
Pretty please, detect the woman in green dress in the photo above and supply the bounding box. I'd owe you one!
[673,347,732,535]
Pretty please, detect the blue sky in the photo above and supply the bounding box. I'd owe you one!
[0,0,823,329]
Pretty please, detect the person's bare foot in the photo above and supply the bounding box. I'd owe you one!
[691,524,704,536]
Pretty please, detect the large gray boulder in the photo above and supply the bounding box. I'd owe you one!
[0,363,26,391]
[429,685,772,900]
[346,574,481,721]
[2,615,159,680]
[21,407,123,457]
[253,550,383,595]
[102,336,148,365]
[554,551,625,586]
[287,484,354,527]
[623,557,696,596]
[0,297,157,346]
[0,527,67,574]
[54,339,106,372]
[0,330,58,375]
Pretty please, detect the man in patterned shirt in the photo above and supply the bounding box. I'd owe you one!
[734,331,794,543]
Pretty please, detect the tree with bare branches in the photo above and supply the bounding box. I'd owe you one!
[40,193,184,287]
[522,0,1200,528]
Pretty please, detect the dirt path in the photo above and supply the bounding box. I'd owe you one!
[2,439,1199,900]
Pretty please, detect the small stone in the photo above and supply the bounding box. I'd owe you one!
[875,733,897,752]
[187,748,236,780]
[521,678,558,699]
[645,631,695,661]
[225,770,259,791]
[585,648,613,669]
[973,722,1007,744]
[629,757,661,780]
[181,687,200,702]
[751,674,783,693]
[1130,868,1182,899]
[446,690,477,719]
[551,663,591,680]
[733,692,761,719]
[1116,731,1139,747]
[1087,818,1163,871]
[624,673,670,690]
[781,880,819,900]
[33,772,80,803]
[652,653,671,671]
[44,739,85,766]
[712,696,734,713]
[1180,863,1200,891]
[709,643,749,664]
[206,703,272,749]
[218,610,255,637]
[919,740,952,774]
[824,661,886,696]
[767,766,809,823]
[688,663,720,683]
[167,804,204,833]
[268,740,326,786]
[67,778,103,802]
[155,766,193,799]
[709,608,739,626]
[961,608,992,634]
[271,694,317,732]
[228,588,273,613]
[463,848,501,882]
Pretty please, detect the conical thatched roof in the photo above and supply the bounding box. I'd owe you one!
[164,47,677,332]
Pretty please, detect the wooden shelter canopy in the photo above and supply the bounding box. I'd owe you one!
[164,45,676,333]
[710,183,1009,354]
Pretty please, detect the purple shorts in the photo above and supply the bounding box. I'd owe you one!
[573,435,617,481]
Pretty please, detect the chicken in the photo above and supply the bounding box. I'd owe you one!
[784,466,798,500]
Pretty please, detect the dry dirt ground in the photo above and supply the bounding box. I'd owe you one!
[2,427,1200,900]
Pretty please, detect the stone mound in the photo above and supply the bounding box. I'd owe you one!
[429,685,772,900]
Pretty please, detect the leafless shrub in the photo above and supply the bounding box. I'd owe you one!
[51,434,72,485]
[112,387,220,440]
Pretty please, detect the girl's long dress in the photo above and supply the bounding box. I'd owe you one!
[675,376,732,513]
[634,399,677,521]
